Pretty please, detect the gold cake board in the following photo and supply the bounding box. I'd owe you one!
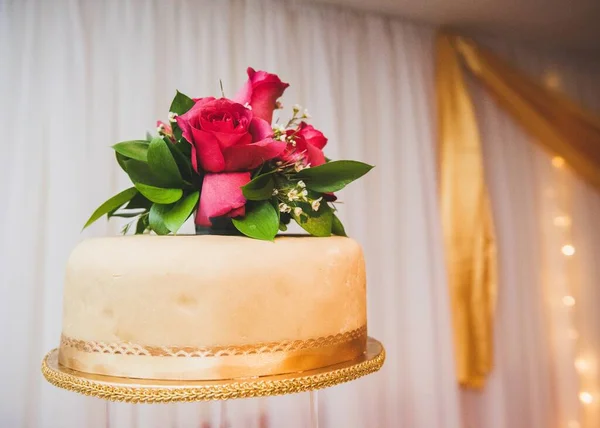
[41,337,385,403]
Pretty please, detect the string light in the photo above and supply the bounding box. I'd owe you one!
[562,295,576,307]
[552,156,566,168]
[579,391,593,404]
[561,245,576,256]
[575,358,590,373]
[554,216,571,227]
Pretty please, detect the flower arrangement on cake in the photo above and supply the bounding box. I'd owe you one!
[84,68,373,240]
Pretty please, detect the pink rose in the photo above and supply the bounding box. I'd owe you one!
[196,172,249,226]
[234,68,289,124]
[283,122,328,167]
[156,120,175,142]
[176,97,284,173]
[176,97,286,227]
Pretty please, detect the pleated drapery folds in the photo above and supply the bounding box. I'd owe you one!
[437,32,600,388]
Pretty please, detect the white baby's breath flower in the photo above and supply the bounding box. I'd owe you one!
[272,188,279,196]
[157,124,166,134]
[302,109,311,119]
[287,189,299,201]
[279,134,287,142]
[294,162,305,173]
[168,112,178,122]
[301,189,308,197]
[274,124,286,133]
[293,207,303,217]
[293,104,302,113]
[278,203,291,213]
[297,180,306,188]
[311,197,323,212]
[243,102,253,110]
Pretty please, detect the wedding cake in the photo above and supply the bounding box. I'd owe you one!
[58,235,367,380]
[43,68,383,401]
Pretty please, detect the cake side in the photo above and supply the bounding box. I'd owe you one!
[58,235,367,380]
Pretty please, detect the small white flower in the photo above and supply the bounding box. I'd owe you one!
[294,207,303,217]
[297,180,306,188]
[168,112,178,122]
[311,197,322,211]
[279,134,287,142]
[302,109,311,119]
[243,102,253,110]
[272,188,279,196]
[301,189,308,197]
[275,101,284,109]
[293,104,302,113]
[287,189,299,201]
[275,161,283,166]
[274,124,286,133]
[278,203,291,213]
[294,163,305,173]
[157,124,166,134]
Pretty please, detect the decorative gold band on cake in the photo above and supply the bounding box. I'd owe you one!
[58,326,367,381]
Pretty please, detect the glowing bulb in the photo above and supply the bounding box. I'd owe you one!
[562,296,576,306]
[575,358,589,372]
[579,392,593,404]
[552,156,566,168]
[562,245,576,256]
[554,216,571,227]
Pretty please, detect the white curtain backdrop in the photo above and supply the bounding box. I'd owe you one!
[0,1,460,427]
[1,1,599,428]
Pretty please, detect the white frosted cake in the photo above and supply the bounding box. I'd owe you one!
[58,235,367,381]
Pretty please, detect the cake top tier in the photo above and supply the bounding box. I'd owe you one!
[83,67,373,240]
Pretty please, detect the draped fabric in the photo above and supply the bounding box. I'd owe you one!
[436,35,497,388]
[461,40,600,428]
[0,1,461,427]
[437,32,600,388]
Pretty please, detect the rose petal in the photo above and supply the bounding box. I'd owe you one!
[249,117,274,141]
[234,68,289,123]
[223,138,286,171]
[196,172,251,226]
[190,127,225,172]
[298,122,327,149]
[305,143,326,167]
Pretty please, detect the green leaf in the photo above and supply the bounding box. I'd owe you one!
[82,187,138,230]
[149,203,172,235]
[135,183,183,204]
[163,191,199,233]
[135,214,149,234]
[112,140,149,162]
[296,160,374,193]
[116,152,129,173]
[332,213,347,236]
[169,90,195,115]
[124,192,152,210]
[232,200,279,241]
[293,203,333,237]
[241,173,275,201]
[147,137,182,186]
[166,138,193,180]
[123,159,162,186]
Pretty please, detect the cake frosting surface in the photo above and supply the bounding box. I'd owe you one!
[58,235,367,380]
